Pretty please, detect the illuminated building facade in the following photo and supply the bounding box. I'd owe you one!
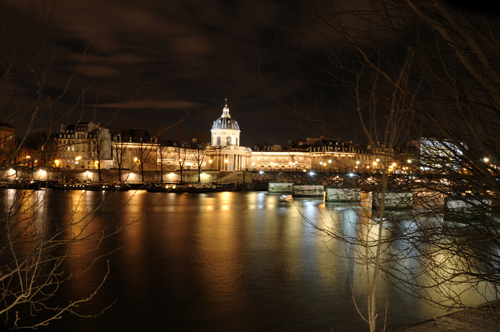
[56,122,112,169]
[53,101,392,175]
[0,122,16,166]
[204,100,384,173]
[206,99,252,171]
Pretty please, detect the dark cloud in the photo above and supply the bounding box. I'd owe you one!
[96,100,203,109]
[7,0,314,145]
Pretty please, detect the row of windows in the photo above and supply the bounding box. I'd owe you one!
[66,146,87,152]
[65,159,91,165]
[215,137,238,145]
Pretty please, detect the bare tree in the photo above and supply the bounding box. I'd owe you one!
[112,132,127,182]
[87,126,109,182]
[157,141,167,183]
[177,145,187,184]
[0,3,143,329]
[274,0,500,321]
[194,144,205,182]
[134,132,156,183]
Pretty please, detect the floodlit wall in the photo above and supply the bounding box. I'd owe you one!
[444,196,491,221]
[325,187,361,202]
[268,182,294,193]
[373,192,413,210]
[293,184,324,197]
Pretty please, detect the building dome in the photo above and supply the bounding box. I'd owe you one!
[211,117,240,130]
[211,100,240,130]
[210,99,241,146]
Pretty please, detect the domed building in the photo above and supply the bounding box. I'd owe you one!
[211,99,241,147]
[205,99,251,171]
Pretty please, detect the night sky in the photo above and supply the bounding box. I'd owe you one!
[7,0,321,146]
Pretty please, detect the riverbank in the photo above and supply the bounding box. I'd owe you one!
[393,300,500,332]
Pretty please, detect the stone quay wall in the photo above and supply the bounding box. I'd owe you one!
[0,167,254,184]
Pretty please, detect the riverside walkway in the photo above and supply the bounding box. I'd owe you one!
[394,300,500,332]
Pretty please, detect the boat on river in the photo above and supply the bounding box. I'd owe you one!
[52,182,131,191]
[146,183,217,193]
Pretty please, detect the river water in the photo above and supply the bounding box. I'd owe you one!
[0,190,479,331]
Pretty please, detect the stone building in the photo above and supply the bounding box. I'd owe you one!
[0,122,16,166]
[50,101,393,175]
[56,122,112,169]
[205,99,252,171]
[204,100,385,173]
[112,129,159,171]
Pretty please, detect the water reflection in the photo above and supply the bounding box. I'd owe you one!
[1,190,493,332]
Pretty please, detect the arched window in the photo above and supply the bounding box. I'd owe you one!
[217,136,221,146]
[227,137,231,145]
[236,138,238,146]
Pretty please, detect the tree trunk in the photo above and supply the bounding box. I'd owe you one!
[160,162,163,183]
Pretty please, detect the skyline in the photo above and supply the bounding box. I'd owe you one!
[6,0,320,146]
[5,1,495,145]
